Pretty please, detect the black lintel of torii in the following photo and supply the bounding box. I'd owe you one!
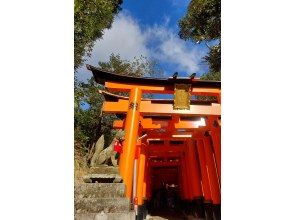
[86,64,221,89]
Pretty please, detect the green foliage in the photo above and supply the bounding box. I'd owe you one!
[75,77,116,154]
[178,0,221,79]
[98,53,163,78]
[74,54,163,156]
[74,0,123,70]
[178,0,220,42]
[204,43,220,73]
[200,71,220,81]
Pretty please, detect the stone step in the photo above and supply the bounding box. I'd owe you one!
[75,211,135,220]
[89,166,119,175]
[83,174,122,183]
[75,198,130,214]
[75,183,126,198]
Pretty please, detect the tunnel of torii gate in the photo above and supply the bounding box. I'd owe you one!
[87,64,221,218]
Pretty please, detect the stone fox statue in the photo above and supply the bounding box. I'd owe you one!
[90,130,125,167]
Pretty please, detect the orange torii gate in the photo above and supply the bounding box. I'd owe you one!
[87,65,221,220]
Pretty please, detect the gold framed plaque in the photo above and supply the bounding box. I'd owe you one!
[173,84,191,110]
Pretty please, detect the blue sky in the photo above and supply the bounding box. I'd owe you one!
[122,0,189,28]
[77,0,210,81]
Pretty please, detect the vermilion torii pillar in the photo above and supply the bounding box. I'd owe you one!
[206,117,221,180]
[210,129,221,180]
[196,139,212,202]
[119,87,142,198]
[186,139,202,199]
[181,154,189,200]
[203,137,220,205]
[136,144,146,206]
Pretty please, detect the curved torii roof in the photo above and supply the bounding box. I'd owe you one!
[86,64,221,88]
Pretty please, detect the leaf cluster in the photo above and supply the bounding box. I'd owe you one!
[74,0,123,70]
[98,54,163,77]
[204,43,220,73]
[200,71,220,81]
[179,0,220,42]
[178,0,221,79]
[75,77,116,154]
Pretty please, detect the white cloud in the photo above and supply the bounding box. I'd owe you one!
[77,12,206,81]
[90,12,150,63]
[144,25,204,73]
[76,12,150,81]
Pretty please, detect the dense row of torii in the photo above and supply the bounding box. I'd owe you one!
[87,65,221,217]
